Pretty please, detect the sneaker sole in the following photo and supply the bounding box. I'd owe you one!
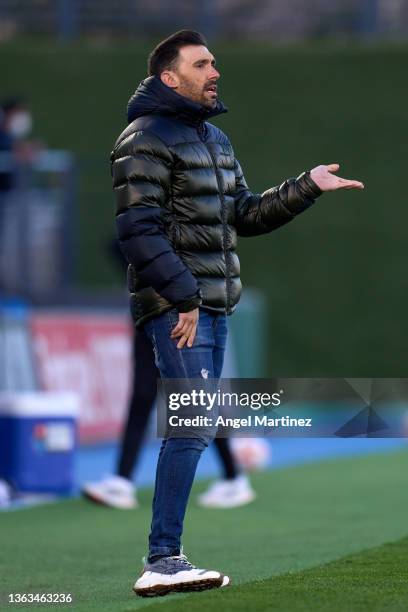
[134,574,227,597]
[221,575,231,587]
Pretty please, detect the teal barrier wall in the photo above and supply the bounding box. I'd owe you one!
[229,289,267,378]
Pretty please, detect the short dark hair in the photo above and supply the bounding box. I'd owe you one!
[148,30,207,77]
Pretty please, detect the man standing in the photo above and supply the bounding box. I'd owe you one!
[110,30,363,597]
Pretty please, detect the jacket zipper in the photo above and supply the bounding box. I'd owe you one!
[197,125,232,314]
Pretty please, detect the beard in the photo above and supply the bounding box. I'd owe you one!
[176,78,218,109]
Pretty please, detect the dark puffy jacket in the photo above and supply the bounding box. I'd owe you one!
[110,76,322,327]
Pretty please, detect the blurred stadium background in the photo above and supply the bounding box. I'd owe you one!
[1,1,408,610]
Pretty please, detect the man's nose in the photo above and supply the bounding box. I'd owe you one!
[210,67,220,80]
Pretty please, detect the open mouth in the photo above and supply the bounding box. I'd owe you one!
[205,84,218,95]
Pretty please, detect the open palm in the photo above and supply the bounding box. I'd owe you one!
[310,164,364,192]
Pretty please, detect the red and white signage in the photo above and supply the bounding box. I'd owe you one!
[30,312,132,443]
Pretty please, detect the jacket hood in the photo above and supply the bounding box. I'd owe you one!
[127,76,227,126]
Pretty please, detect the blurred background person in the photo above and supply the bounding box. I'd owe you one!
[0,97,43,297]
[81,239,256,509]
[0,98,25,271]
[0,96,34,189]
[0,100,16,193]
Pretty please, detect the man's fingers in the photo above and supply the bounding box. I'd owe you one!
[172,320,198,348]
[338,177,365,189]
[177,334,189,349]
[171,320,192,338]
[177,327,196,349]
[176,322,197,348]
[311,164,364,192]
[327,163,340,173]
[171,320,183,336]
[345,182,365,189]
[187,327,197,348]
[169,307,199,347]
[171,317,193,337]
[171,322,184,337]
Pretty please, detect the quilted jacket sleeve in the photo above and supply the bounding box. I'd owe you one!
[111,130,201,311]
[233,158,322,237]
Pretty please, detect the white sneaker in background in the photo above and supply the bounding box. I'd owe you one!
[0,479,11,508]
[82,475,137,509]
[197,474,256,508]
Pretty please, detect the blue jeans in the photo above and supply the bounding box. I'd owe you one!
[143,307,228,559]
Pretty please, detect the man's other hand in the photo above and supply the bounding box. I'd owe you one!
[170,308,199,349]
[310,164,364,192]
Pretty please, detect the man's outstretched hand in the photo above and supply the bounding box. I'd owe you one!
[310,164,364,192]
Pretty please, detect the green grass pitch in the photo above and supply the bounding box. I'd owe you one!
[1,450,408,611]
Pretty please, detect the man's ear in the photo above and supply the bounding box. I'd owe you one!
[161,70,179,89]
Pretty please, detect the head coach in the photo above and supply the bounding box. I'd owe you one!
[110,29,364,597]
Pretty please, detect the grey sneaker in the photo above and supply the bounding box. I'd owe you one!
[133,553,229,597]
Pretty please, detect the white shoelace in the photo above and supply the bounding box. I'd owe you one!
[169,553,195,569]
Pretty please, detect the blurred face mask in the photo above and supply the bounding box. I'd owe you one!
[8,111,33,139]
